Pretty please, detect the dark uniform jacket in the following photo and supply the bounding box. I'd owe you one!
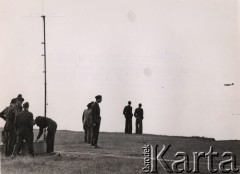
[123,105,133,118]
[15,110,33,135]
[4,105,18,132]
[36,117,57,139]
[91,102,101,124]
[134,108,144,119]
[16,104,23,113]
[0,104,21,121]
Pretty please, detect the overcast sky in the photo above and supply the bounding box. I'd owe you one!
[0,0,240,140]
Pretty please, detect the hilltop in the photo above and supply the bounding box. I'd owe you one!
[1,131,240,173]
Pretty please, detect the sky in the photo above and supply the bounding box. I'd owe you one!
[0,0,240,140]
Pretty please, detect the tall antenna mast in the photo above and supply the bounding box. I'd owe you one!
[41,15,47,141]
[41,15,47,119]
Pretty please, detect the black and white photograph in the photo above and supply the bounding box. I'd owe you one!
[0,0,240,173]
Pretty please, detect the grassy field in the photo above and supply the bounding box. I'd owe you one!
[1,130,240,174]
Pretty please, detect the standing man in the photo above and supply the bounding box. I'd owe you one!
[11,102,34,157]
[15,94,24,113]
[123,101,133,134]
[4,98,18,156]
[91,95,102,148]
[82,102,94,143]
[134,103,144,134]
[0,95,24,151]
[35,116,57,153]
[0,94,24,121]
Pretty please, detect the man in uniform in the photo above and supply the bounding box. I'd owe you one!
[91,95,102,148]
[82,102,94,143]
[4,98,18,156]
[123,101,133,134]
[35,116,57,153]
[134,103,144,134]
[11,102,34,157]
[0,95,24,152]
[15,94,24,113]
[0,94,24,121]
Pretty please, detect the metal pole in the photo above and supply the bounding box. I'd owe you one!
[41,15,47,140]
[41,15,47,118]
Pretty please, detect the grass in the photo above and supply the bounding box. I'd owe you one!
[1,131,240,174]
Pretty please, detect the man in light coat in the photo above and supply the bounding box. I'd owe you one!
[82,101,94,143]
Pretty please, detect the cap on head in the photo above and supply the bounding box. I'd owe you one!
[11,98,17,104]
[17,94,24,102]
[95,95,102,100]
[128,101,131,105]
[23,102,29,109]
[87,101,94,108]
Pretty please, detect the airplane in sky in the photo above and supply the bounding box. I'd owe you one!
[224,83,234,86]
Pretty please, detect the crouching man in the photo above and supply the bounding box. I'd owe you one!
[11,102,34,158]
[35,116,57,153]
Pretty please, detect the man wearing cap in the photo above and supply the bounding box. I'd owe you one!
[4,98,18,156]
[15,94,24,113]
[0,94,23,121]
[91,95,102,148]
[134,103,144,134]
[12,102,34,157]
[0,99,15,151]
[82,102,94,143]
[123,101,133,134]
[35,116,57,153]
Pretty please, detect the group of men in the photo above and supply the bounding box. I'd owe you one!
[1,93,142,157]
[82,97,144,147]
[123,101,144,134]
[0,94,57,157]
[82,95,102,148]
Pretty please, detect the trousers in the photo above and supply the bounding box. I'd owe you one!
[136,118,143,134]
[125,117,132,134]
[13,133,34,157]
[46,125,57,153]
[91,120,101,146]
[4,129,16,156]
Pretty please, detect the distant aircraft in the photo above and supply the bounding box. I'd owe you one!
[224,83,234,86]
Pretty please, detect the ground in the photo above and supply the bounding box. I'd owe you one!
[1,130,240,174]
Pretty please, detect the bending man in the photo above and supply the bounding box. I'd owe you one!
[35,116,57,153]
